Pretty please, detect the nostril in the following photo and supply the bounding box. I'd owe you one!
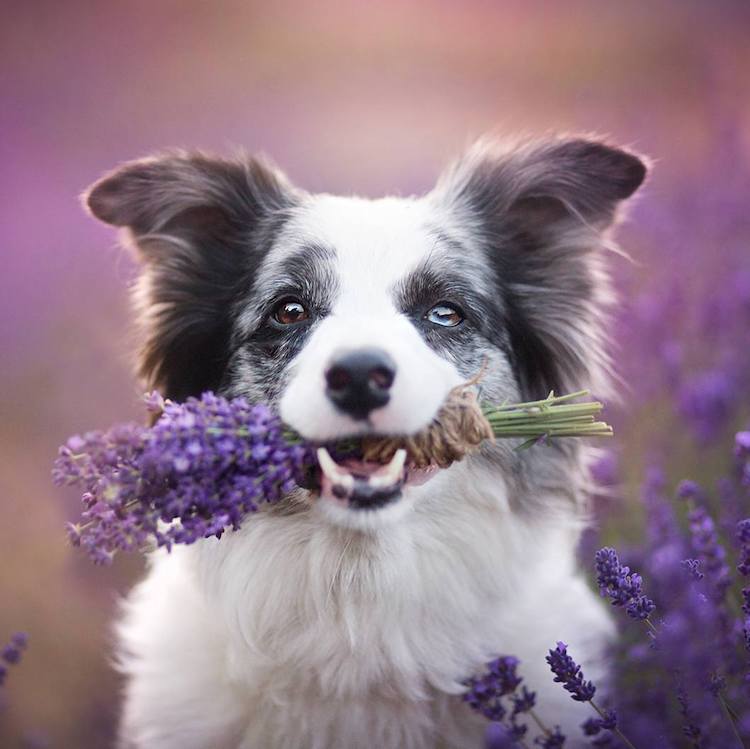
[326,366,351,393]
[369,366,394,392]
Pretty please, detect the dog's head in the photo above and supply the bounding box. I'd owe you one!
[85,137,646,527]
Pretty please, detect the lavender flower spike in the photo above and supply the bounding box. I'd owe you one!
[737,518,750,577]
[535,727,566,748]
[463,655,523,722]
[464,655,540,742]
[546,642,597,702]
[53,392,316,564]
[595,547,656,621]
[735,431,750,484]
[0,632,28,686]
[737,518,750,653]
[545,644,639,749]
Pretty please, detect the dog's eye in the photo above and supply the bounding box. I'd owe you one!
[272,298,309,325]
[425,303,463,328]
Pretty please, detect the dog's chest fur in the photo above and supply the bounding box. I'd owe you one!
[117,463,613,749]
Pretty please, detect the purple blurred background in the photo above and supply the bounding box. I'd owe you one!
[1,1,749,745]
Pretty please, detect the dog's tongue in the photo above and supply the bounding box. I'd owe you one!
[317,448,406,501]
[316,447,440,506]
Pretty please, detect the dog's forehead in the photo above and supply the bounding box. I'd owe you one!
[272,194,441,295]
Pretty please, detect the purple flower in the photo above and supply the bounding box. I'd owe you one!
[464,656,523,722]
[511,686,536,717]
[545,642,596,702]
[686,503,732,598]
[53,392,315,564]
[143,390,165,413]
[737,519,750,577]
[582,710,618,736]
[676,683,704,746]
[534,727,566,748]
[735,431,750,456]
[595,547,656,621]
[735,432,750,486]
[625,595,657,621]
[678,369,736,443]
[707,673,726,696]
[0,632,28,686]
[590,451,619,487]
[676,480,701,501]
[485,723,518,749]
[681,558,704,581]
[464,655,539,742]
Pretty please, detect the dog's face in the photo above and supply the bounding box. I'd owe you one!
[85,138,646,527]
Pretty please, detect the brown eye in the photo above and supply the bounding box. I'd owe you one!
[272,298,309,325]
[425,303,463,328]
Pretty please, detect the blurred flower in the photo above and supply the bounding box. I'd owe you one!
[0,632,28,686]
[535,727,566,748]
[678,370,737,444]
[681,559,704,581]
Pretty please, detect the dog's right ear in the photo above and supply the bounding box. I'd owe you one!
[83,152,300,400]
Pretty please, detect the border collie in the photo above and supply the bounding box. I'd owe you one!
[84,135,647,748]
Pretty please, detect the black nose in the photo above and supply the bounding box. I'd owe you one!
[325,348,396,420]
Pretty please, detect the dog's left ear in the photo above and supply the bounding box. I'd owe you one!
[83,151,300,400]
[432,136,649,398]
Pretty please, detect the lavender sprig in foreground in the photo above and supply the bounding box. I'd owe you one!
[546,642,637,749]
[463,655,548,747]
[53,392,315,564]
[0,632,28,687]
[595,547,656,625]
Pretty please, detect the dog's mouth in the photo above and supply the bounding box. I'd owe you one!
[312,446,439,511]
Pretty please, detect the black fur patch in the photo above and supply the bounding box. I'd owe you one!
[84,151,298,401]
[435,137,648,399]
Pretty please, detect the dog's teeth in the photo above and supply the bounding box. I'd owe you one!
[370,449,407,488]
[316,447,354,490]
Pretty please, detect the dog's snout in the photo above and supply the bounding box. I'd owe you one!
[325,348,396,420]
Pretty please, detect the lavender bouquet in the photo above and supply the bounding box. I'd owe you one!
[53,388,611,565]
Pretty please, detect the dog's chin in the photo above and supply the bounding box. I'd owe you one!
[308,447,441,531]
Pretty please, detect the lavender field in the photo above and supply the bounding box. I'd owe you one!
[1,1,749,746]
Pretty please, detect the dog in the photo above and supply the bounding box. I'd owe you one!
[84,135,647,748]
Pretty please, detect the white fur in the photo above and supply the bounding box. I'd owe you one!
[116,192,615,749]
[274,196,464,442]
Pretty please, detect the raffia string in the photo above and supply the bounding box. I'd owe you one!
[360,365,494,469]
[361,382,494,469]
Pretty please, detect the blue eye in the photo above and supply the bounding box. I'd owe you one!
[425,303,464,327]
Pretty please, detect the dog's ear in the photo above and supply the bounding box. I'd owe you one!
[83,152,299,400]
[433,136,648,399]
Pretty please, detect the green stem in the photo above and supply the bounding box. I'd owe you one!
[528,708,552,737]
[718,691,746,749]
[489,390,592,410]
